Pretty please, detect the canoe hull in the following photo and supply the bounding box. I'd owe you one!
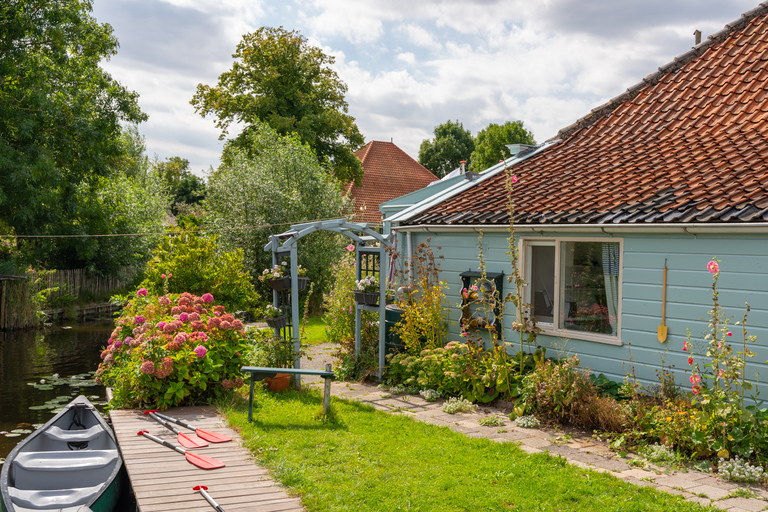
[0,395,123,512]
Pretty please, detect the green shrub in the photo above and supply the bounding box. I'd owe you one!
[96,290,248,410]
[139,228,259,313]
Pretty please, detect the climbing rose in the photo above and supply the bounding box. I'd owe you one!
[140,361,155,374]
[194,345,208,358]
[201,293,214,303]
[707,260,719,274]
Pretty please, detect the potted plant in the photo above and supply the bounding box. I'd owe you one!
[258,262,311,291]
[353,275,380,306]
[296,264,310,290]
[260,333,302,392]
[263,304,287,329]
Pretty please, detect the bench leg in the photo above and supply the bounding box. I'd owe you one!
[248,377,255,423]
[323,363,332,415]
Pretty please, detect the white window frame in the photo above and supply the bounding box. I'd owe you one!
[520,236,623,346]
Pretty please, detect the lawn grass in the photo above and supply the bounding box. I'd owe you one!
[299,315,329,346]
[224,388,712,512]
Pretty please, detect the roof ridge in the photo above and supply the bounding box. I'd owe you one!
[554,2,768,141]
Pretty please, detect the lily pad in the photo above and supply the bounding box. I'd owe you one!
[11,429,31,434]
[28,405,53,411]
[4,433,20,438]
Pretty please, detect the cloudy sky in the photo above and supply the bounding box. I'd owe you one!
[91,0,757,175]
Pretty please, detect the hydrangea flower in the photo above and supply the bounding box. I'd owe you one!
[201,293,214,303]
[137,288,148,297]
[134,316,146,325]
[179,312,189,322]
[193,345,208,358]
[140,360,155,374]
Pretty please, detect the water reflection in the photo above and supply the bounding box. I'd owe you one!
[0,321,112,458]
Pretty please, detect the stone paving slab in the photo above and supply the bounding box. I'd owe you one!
[298,344,768,511]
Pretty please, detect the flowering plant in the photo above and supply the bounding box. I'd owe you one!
[259,262,288,282]
[355,274,378,293]
[95,291,247,410]
[263,304,284,319]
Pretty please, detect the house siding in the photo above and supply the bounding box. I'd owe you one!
[401,229,768,395]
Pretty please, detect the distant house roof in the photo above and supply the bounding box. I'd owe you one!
[405,5,768,227]
[347,141,438,223]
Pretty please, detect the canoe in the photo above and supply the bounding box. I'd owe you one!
[0,395,123,512]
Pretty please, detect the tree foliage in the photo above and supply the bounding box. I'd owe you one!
[191,26,364,185]
[204,123,350,303]
[470,121,536,171]
[152,156,206,213]
[0,0,146,237]
[418,120,475,178]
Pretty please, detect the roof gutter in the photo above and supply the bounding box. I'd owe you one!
[393,222,768,235]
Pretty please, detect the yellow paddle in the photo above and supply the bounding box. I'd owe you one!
[657,259,668,342]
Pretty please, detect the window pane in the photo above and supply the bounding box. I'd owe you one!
[530,244,555,324]
[560,241,619,336]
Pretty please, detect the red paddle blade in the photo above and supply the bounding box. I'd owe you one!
[195,428,232,443]
[178,432,208,449]
[185,451,225,469]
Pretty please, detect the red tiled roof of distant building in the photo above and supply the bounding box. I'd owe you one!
[406,6,768,226]
[347,141,438,223]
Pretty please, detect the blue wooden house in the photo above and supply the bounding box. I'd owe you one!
[384,5,768,393]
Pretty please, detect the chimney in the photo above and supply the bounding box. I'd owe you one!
[459,160,466,174]
[694,30,702,45]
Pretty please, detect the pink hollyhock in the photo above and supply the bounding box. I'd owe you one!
[688,357,693,365]
[692,385,701,395]
[140,360,155,374]
[683,340,688,351]
[201,293,214,303]
[707,260,719,274]
[137,288,148,297]
[347,244,355,252]
[726,331,732,337]
[719,368,724,378]
[194,345,208,358]
[510,175,518,183]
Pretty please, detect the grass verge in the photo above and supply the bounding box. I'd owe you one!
[223,388,711,512]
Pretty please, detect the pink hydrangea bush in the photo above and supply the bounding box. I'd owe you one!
[96,291,247,410]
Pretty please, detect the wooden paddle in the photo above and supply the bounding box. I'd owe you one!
[144,410,208,449]
[193,485,226,512]
[657,259,668,343]
[153,412,232,443]
[137,431,225,469]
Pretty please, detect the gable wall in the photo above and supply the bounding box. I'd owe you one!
[401,229,768,396]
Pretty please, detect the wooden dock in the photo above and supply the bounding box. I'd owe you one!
[110,406,304,512]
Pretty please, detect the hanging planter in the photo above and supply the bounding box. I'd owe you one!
[353,290,379,306]
[265,314,288,329]
[268,277,291,291]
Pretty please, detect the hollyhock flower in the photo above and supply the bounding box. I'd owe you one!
[194,345,207,358]
[179,312,189,322]
[134,316,146,325]
[137,288,148,297]
[692,385,701,395]
[719,368,724,378]
[510,175,518,183]
[688,357,693,365]
[140,360,155,374]
[726,331,732,337]
[201,293,214,303]
[347,244,355,252]
[707,260,719,274]
[683,340,688,351]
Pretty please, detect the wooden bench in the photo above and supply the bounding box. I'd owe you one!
[241,365,336,422]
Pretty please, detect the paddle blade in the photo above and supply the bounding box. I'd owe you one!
[195,428,232,443]
[185,451,225,469]
[178,432,209,449]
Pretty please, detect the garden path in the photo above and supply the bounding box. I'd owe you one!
[299,343,768,512]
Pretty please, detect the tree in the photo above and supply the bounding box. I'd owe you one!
[470,121,536,171]
[152,156,206,213]
[418,120,475,178]
[0,0,146,239]
[191,26,364,185]
[204,122,350,304]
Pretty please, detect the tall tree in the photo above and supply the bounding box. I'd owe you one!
[418,120,475,178]
[470,121,536,171]
[0,0,146,240]
[191,26,364,185]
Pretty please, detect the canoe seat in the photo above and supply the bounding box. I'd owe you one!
[43,425,104,443]
[11,450,119,490]
[9,484,101,509]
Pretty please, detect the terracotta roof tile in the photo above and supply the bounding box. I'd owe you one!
[347,141,437,223]
[405,7,768,227]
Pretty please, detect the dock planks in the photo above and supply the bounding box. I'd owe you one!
[110,406,304,512]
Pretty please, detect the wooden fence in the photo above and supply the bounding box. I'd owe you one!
[0,267,138,330]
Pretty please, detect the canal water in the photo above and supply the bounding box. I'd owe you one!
[0,319,136,510]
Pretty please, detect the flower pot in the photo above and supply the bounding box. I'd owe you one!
[265,314,288,329]
[353,290,379,306]
[268,277,291,291]
[265,373,291,392]
[297,277,309,290]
